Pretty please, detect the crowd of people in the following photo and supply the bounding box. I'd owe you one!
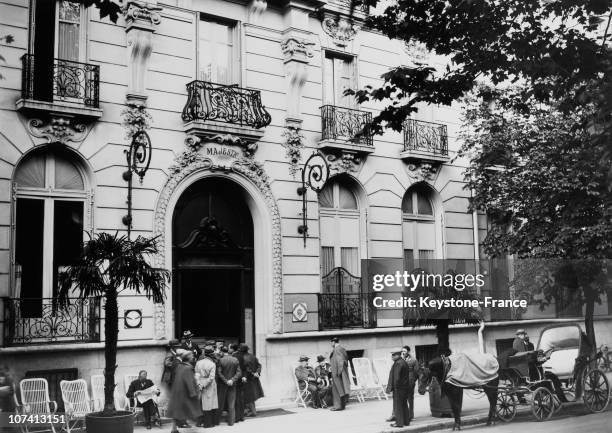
[158,331,264,432]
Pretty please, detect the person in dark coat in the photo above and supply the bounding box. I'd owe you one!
[387,349,411,428]
[329,336,351,411]
[217,346,242,426]
[161,339,181,386]
[126,370,161,429]
[314,355,332,407]
[239,344,264,417]
[524,335,534,351]
[167,352,201,433]
[231,344,246,423]
[181,330,202,361]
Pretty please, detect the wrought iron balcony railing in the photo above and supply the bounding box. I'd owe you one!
[2,297,101,346]
[403,118,448,156]
[318,267,376,330]
[21,54,100,108]
[182,81,272,129]
[321,105,373,146]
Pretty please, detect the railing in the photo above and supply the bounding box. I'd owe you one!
[21,54,100,108]
[318,267,375,329]
[403,118,448,155]
[321,105,373,146]
[3,297,101,346]
[182,80,272,128]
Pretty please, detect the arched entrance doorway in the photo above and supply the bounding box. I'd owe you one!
[172,177,254,348]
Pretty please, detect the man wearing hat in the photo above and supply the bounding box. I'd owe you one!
[216,345,242,425]
[329,337,351,411]
[162,339,181,386]
[181,330,202,361]
[167,351,201,433]
[295,356,323,408]
[314,355,332,407]
[387,349,411,428]
[239,344,264,417]
[512,329,528,353]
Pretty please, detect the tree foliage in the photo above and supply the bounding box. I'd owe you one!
[353,0,612,134]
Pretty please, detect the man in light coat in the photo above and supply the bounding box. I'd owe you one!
[195,346,218,428]
[329,336,351,411]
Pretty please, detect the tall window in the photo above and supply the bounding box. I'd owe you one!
[56,0,84,62]
[402,184,437,270]
[13,148,89,314]
[199,16,236,84]
[319,177,361,281]
[323,52,356,107]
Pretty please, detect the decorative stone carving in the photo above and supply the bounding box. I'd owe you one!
[281,37,315,63]
[185,134,202,152]
[406,161,439,182]
[122,1,162,27]
[281,125,305,178]
[325,151,363,174]
[322,17,358,47]
[123,1,161,100]
[26,116,88,145]
[248,0,267,24]
[154,147,284,334]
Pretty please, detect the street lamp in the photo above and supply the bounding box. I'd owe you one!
[122,130,152,238]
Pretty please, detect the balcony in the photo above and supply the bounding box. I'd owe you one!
[2,297,101,346]
[319,105,374,154]
[318,267,376,330]
[16,54,102,119]
[401,118,449,163]
[182,81,272,144]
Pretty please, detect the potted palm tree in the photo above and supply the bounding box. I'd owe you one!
[58,232,169,433]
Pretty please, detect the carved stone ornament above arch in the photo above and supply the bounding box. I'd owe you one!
[152,139,284,337]
[25,114,90,145]
[322,149,365,176]
[405,161,441,184]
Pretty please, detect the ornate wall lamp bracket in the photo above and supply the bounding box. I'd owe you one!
[123,130,153,237]
[297,152,330,247]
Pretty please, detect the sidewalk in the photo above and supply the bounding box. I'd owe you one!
[134,391,495,433]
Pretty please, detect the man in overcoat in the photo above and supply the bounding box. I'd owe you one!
[387,349,411,428]
[181,330,202,361]
[167,352,201,433]
[195,346,218,428]
[329,336,351,411]
[216,346,242,426]
[403,345,418,421]
[295,355,323,408]
[512,329,528,352]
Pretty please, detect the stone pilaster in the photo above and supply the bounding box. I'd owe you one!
[122,1,162,104]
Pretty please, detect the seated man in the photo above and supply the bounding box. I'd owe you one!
[295,356,324,408]
[126,370,161,429]
[313,355,332,407]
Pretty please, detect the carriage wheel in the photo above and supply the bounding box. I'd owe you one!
[583,369,610,413]
[531,387,555,421]
[496,391,517,422]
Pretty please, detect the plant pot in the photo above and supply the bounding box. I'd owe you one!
[428,377,453,417]
[86,411,134,433]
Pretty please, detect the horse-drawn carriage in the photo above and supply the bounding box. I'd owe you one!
[495,324,610,422]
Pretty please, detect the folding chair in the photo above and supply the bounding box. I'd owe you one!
[347,363,365,403]
[352,357,388,400]
[373,357,394,388]
[91,374,129,412]
[19,378,58,433]
[292,365,312,408]
[60,379,93,432]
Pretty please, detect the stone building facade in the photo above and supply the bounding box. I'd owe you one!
[0,0,610,405]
